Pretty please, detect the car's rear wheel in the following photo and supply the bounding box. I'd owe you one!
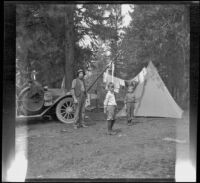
[18,88,45,116]
[56,97,75,124]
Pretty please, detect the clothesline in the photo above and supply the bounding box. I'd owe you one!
[105,67,147,82]
[103,72,141,85]
[103,67,147,93]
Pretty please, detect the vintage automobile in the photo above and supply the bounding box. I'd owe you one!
[16,78,76,124]
[16,60,115,124]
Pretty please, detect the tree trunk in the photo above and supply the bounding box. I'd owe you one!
[64,5,75,91]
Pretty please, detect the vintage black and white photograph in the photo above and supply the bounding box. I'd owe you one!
[5,2,196,181]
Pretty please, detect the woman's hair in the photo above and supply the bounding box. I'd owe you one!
[77,69,85,77]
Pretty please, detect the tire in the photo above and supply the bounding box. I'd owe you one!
[56,97,75,124]
[18,88,44,115]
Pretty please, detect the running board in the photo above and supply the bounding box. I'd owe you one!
[16,107,52,120]
[16,114,42,119]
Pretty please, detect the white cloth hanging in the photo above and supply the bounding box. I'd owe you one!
[119,79,125,86]
[90,93,98,99]
[85,93,91,107]
[103,73,125,93]
[128,67,147,84]
[103,71,108,83]
[61,76,65,89]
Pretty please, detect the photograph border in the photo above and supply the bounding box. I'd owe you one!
[2,1,199,182]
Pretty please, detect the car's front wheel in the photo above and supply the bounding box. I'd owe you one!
[56,97,75,124]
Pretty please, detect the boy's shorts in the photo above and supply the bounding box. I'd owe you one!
[106,105,116,120]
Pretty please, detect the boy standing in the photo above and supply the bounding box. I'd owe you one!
[104,82,117,135]
[124,82,139,126]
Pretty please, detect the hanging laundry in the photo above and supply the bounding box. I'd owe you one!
[103,71,107,83]
[90,93,98,99]
[103,62,112,82]
[111,62,115,82]
[128,67,147,84]
[119,79,125,86]
[85,93,91,107]
[103,73,125,93]
[61,76,65,89]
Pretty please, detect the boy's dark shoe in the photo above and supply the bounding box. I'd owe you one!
[107,131,117,135]
[131,119,136,125]
[127,120,132,125]
[110,131,117,135]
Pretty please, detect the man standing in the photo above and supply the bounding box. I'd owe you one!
[71,69,88,129]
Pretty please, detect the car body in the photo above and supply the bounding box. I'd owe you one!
[16,83,75,124]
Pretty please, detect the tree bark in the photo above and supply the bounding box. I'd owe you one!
[64,5,75,91]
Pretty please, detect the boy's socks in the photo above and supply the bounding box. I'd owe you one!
[107,120,112,132]
[107,120,117,135]
[111,120,115,130]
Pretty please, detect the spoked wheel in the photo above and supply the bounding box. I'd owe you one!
[56,97,75,124]
[18,88,44,115]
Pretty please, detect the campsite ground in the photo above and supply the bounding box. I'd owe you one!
[16,109,189,179]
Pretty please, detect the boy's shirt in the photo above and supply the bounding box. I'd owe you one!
[125,92,136,104]
[104,91,117,106]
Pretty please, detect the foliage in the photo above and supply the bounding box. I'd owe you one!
[16,4,189,108]
[16,4,117,88]
[120,4,190,108]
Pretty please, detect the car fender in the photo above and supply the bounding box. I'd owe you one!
[52,92,73,106]
[18,86,30,99]
[42,93,73,115]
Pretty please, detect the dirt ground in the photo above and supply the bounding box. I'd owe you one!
[16,110,189,179]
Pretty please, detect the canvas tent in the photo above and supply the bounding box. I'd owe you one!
[116,61,183,119]
[129,67,147,84]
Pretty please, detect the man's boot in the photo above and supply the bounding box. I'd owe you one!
[80,118,88,127]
